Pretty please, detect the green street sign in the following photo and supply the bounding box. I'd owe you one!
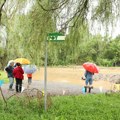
[48,32,65,41]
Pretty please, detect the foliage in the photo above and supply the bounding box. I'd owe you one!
[0,70,8,83]
[103,38,120,66]
[0,0,120,68]
[0,48,7,69]
[0,93,120,120]
[92,0,113,22]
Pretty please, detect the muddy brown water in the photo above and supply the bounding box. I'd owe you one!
[32,66,120,90]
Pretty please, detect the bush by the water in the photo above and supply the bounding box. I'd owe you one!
[0,93,120,120]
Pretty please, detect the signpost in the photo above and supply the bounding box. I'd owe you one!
[44,32,65,111]
[48,32,65,41]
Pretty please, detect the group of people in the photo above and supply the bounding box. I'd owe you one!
[5,60,32,93]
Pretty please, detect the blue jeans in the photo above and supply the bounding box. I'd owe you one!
[9,77,14,89]
[85,77,93,85]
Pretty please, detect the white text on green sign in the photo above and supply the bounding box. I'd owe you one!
[48,32,65,41]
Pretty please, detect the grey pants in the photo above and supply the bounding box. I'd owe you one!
[28,77,32,84]
[9,77,14,89]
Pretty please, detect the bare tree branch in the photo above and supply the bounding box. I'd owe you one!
[58,0,89,32]
[0,0,6,24]
[37,0,69,11]
[37,0,89,33]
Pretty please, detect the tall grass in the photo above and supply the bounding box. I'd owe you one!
[0,93,120,120]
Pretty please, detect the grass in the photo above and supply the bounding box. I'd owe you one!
[0,93,120,120]
[0,71,9,83]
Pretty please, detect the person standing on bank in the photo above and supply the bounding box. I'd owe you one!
[13,62,24,93]
[84,70,94,93]
[5,60,15,91]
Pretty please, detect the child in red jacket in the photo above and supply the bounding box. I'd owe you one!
[27,73,32,85]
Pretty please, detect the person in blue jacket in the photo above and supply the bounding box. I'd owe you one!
[84,70,94,93]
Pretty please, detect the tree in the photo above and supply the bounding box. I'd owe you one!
[104,37,120,66]
[0,0,6,24]
[37,0,120,34]
[0,0,30,68]
[1,0,120,67]
[0,0,7,69]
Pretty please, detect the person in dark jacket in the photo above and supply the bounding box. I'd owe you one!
[84,70,94,93]
[5,60,14,91]
[13,62,24,93]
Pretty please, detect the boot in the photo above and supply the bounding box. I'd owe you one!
[88,86,93,93]
[19,86,22,92]
[88,87,91,93]
[84,86,87,93]
[16,85,19,92]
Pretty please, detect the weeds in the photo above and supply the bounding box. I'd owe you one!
[0,87,52,112]
[0,88,120,120]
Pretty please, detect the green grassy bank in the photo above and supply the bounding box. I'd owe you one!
[0,93,120,120]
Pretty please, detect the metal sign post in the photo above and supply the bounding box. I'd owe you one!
[44,32,65,111]
[44,38,48,111]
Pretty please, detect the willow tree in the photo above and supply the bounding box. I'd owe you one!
[16,1,57,65]
[37,0,120,33]
[0,0,30,68]
[35,0,120,65]
[0,0,7,68]
[1,0,120,67]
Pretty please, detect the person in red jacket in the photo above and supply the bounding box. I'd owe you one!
[13,62,24,93]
